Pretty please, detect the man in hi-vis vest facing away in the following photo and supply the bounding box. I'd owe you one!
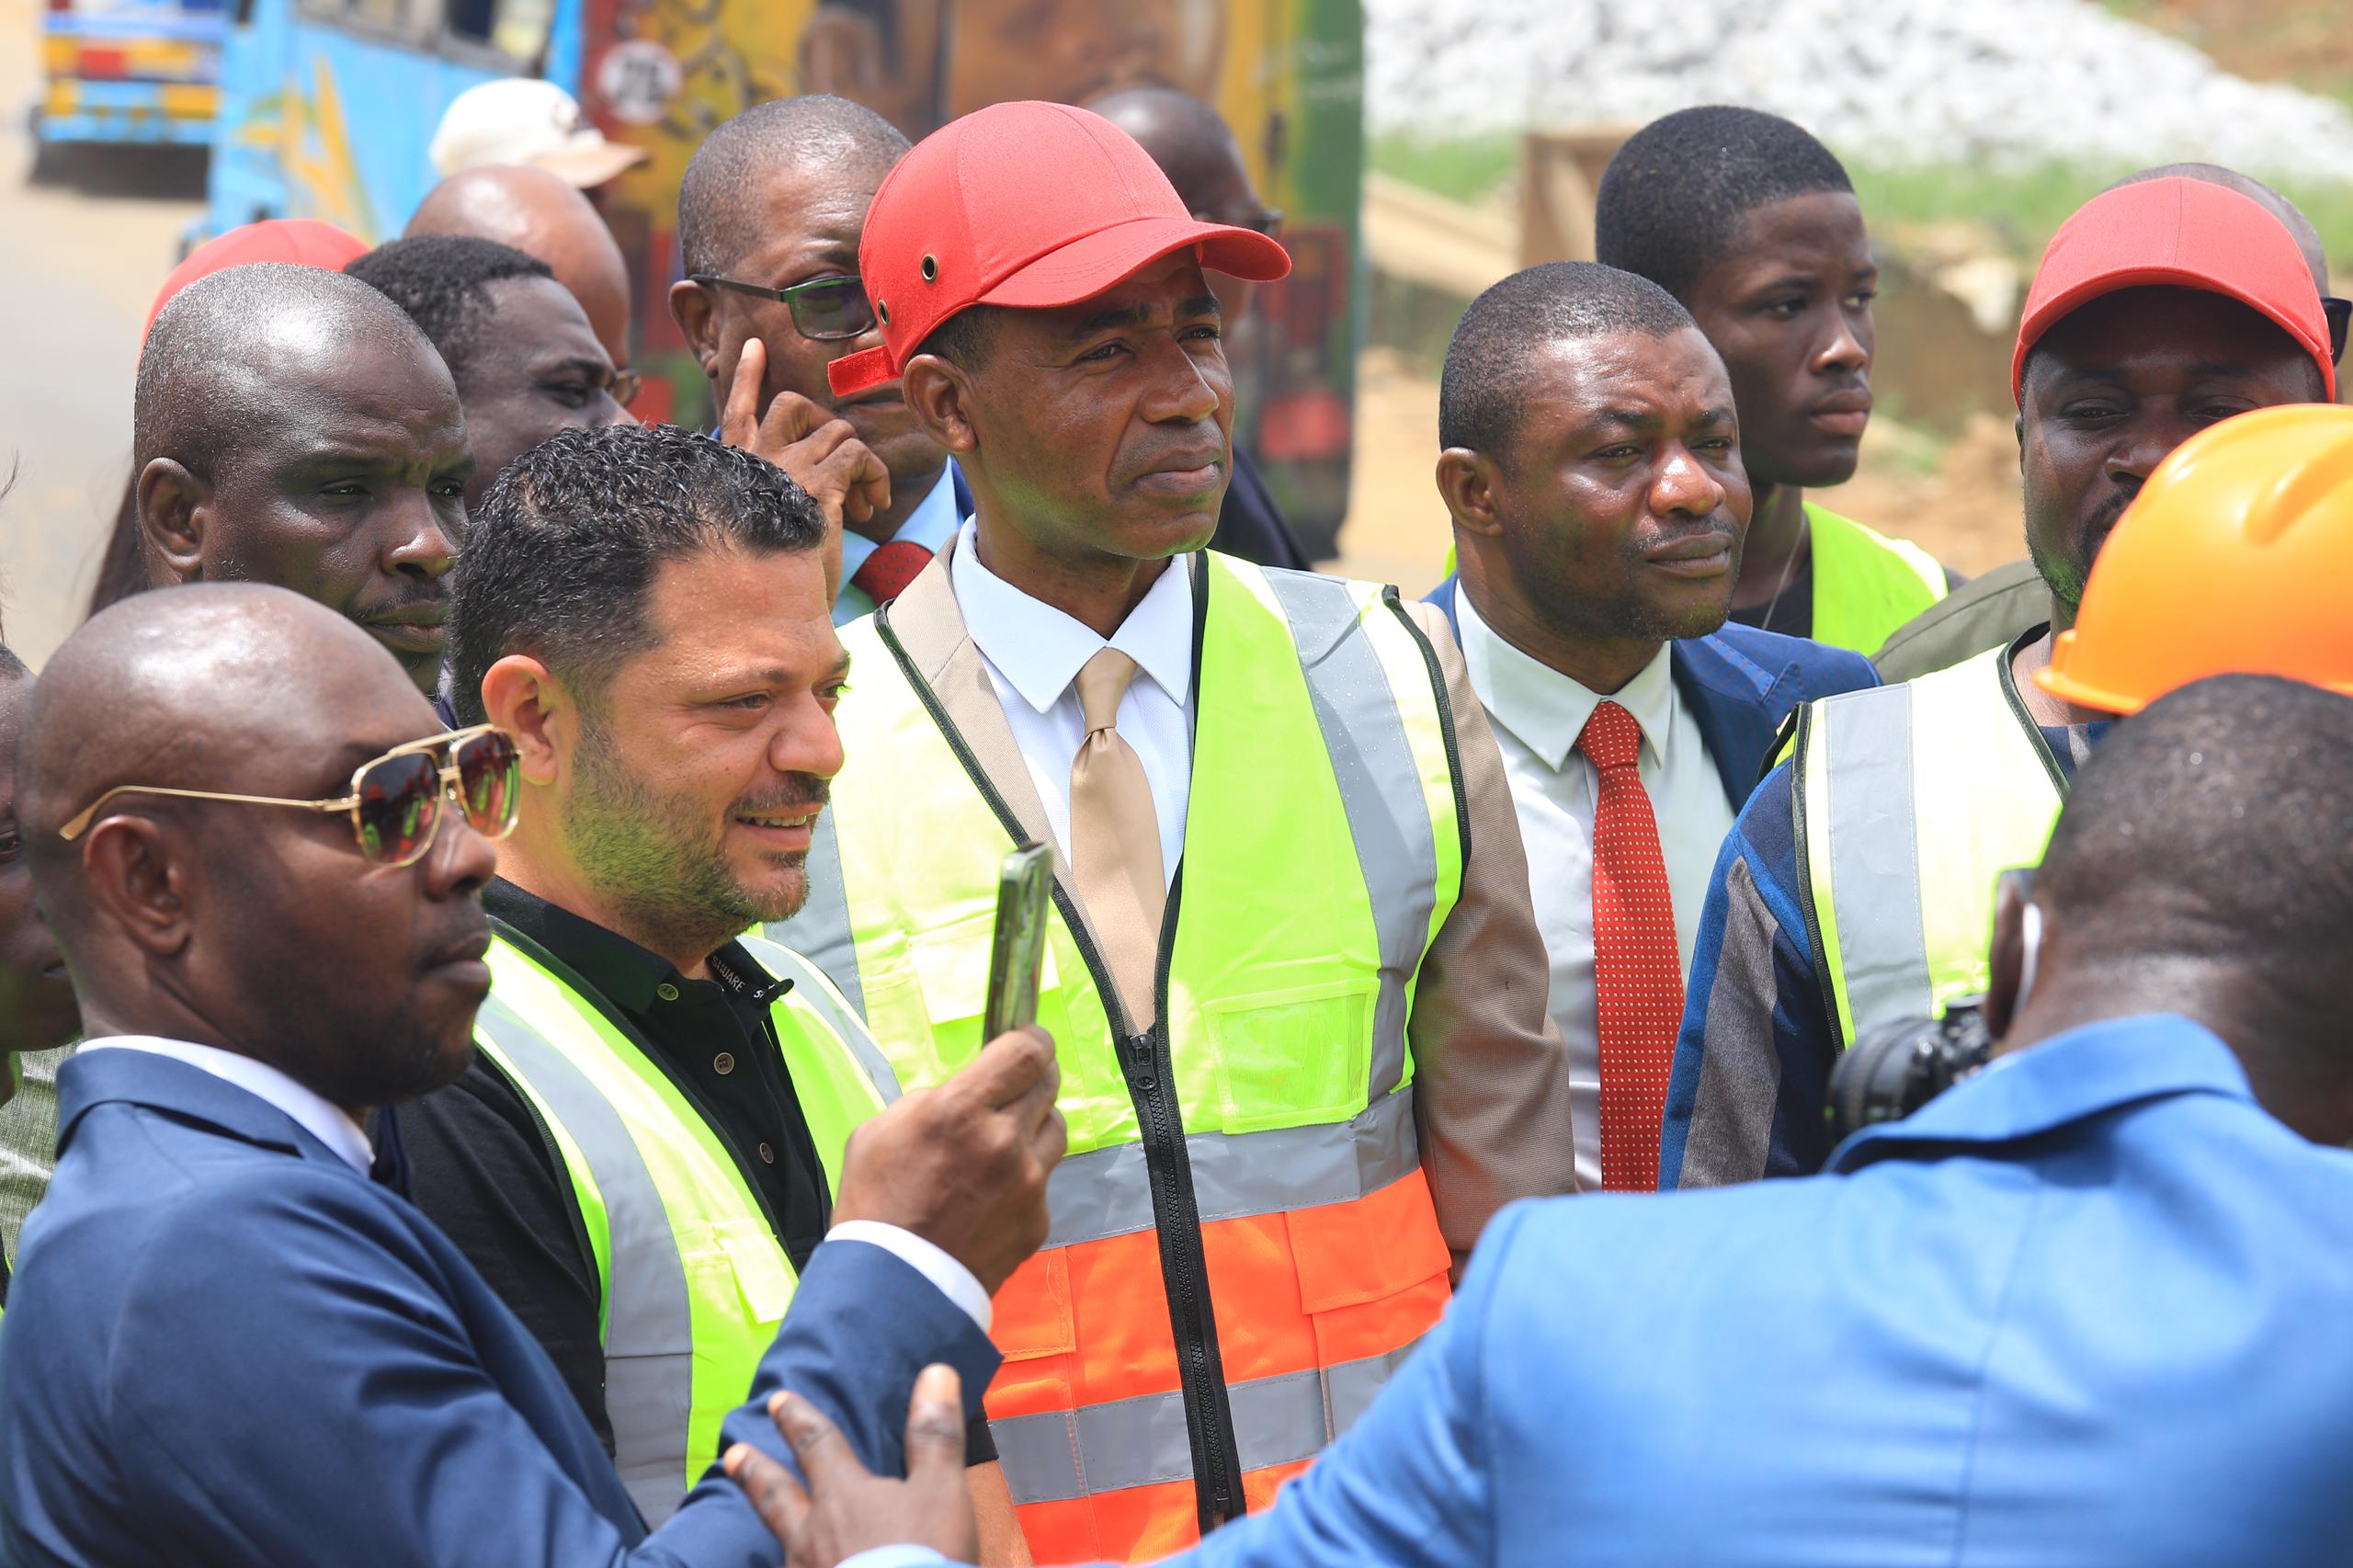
[770,101,1573,1562]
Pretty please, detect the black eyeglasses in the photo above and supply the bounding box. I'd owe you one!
[2325,297,2349,366]
[691,273,876,342]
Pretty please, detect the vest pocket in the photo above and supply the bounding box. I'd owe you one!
[905,911,1063,1043]
[1201,978,1376,1133]
[711,1217,796,1327]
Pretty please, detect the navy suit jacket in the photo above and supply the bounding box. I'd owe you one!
[1425,574,1878,810]
[0,1049,999,1568]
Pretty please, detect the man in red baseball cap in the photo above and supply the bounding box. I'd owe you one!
[770,99,1571,1560]
[1660,173,2336,1189]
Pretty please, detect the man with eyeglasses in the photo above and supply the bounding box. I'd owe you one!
[671,94,953,623]
[1874,163,2348,683]
[349,234,638,514]
[0,580,1064,1565]
[133,262,468,698]
[1088,85,1310,573]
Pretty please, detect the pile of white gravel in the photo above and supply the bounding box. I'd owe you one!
[1362,0,2353,185]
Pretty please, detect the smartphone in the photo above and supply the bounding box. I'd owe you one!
[983,842,1053,1042]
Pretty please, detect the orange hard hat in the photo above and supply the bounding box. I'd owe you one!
[2038,403,2353,714]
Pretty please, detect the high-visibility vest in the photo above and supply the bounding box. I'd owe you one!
[1793,643,2067,1048]
[471,927,899,1525]
[1805,503,1949,657]
[775,552,1465,1562]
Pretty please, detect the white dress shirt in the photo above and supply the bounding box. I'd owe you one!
[835,460,971,626]
[77,1038,993,1329]
[949,520,1195,884]
[1455,591,1734,1190]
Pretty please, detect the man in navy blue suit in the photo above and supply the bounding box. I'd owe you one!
[1423,261,1875,1191]
[0,582,1065,1568]
[731,673,2353,1568]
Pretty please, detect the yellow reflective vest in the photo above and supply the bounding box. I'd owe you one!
[773,551,1465,1559]
[1794,642,2067,1048]
[471,928,898,1525]
[1804,503,1949,657]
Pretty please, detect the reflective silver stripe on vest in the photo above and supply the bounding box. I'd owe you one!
[737,934,902,1106]
[1043,1087,1417,1251]
[1261,570,1439,1099]
[475,994,695,1526]
[992,1340,1423,1506]
[768,807,865,1020]
[1820,687,1936,1035]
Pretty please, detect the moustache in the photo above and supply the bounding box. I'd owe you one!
[733,777,830,817]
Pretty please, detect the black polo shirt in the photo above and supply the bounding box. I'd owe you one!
[404,878,994,1463]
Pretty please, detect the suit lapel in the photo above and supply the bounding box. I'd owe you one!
[1671,635,1802,808]
[874,536,1108,957]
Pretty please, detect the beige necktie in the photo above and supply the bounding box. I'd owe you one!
[1069,648,1166,1029]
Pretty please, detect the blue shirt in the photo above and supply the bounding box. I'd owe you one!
[835,460,968,626]
[864,1015,2353,1567]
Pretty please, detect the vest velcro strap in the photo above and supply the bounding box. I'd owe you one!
[1041,1087,1419,1249]
[991,1340,1421,1506]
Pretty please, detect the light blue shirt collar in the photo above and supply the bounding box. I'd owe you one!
[835,459,967,624]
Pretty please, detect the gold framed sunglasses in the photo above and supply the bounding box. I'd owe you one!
[57,725,522,869]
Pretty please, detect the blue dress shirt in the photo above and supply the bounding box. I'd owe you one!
[858,1015,2353,1567]
[835,460,969,625]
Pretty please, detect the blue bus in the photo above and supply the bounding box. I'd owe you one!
[34,0,227,155]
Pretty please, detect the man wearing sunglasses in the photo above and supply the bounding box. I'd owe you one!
[349,234,638,514]
[134,262,468,697]
[671,95,961,624]
[1088,85,1309,573]
[1875,162,2346,684]
[0,580,1063,1565]
[403,423,1029,1556]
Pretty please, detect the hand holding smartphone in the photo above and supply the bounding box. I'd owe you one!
[984,842,1053,1042]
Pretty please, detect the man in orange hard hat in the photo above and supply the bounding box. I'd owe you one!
[1661,176,2338,1186]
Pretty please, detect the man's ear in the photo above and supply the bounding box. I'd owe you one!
[80,816,195,960]
[903,355,978,456]
[668,279,722,381]
[1436,448,1506,538]
[479,655,573,790]
[137,458,209,586]
[1983,868,2035,1040]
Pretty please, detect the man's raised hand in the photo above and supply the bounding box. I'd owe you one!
[718,338,892,544]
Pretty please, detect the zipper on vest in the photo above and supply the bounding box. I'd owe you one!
[877,601,1245,1533]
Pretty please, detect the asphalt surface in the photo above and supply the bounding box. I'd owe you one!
[0,0,206,669]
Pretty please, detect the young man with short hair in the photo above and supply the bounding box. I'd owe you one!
[1597,105,1951,655]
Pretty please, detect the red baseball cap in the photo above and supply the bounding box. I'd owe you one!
[828,100,1291,397]
[2012,176,2334,404]
[142,219,371,347]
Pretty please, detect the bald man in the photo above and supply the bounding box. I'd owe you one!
[406,164,634,372]
[134,263,468,695]
[0,584,1053,1566]
[1088,85,1309,569]
[1874,163,2339,683]
[669,95,925,621]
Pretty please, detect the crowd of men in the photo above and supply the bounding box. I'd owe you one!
[0,70,2349,1568]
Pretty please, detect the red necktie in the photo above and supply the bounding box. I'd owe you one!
[1577,699,1683,1191]
[849,539,933,606]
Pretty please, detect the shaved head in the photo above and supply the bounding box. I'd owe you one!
[1087,85,1246,214]
[407,164,634,366]
[23,584,492,1104]
[135,263,438,481]
[677,95,908,278]
[2112,164,2330,295]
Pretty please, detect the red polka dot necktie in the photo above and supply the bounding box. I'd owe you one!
[849,540,934,607]
[1577,699,1683,1192]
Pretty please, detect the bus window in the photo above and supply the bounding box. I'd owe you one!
[299,0,438,46]
[447,0,552,66]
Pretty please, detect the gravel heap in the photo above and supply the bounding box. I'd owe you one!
[1363,0,2353,184]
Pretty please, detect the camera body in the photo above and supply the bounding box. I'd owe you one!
[1825,999,1994,1147]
